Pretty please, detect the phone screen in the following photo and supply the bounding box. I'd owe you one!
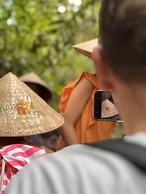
[94,90,122,122]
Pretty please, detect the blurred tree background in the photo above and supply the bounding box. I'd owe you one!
[0,0,125,136]
[0,0,101,109]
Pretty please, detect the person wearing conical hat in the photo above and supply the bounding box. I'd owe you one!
[19,72,60,152]
[0,72,64,193]
[19,72,52,104]
[57,39,116,150]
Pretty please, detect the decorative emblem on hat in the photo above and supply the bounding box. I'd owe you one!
[17,97,33,115]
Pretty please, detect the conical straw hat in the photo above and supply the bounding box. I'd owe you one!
[0,72,64,137]
[19,72,52,100]
[72,39,98,58]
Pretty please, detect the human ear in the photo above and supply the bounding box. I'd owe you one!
[91,47,113,91]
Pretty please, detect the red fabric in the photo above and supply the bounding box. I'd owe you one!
[0,144,46,193]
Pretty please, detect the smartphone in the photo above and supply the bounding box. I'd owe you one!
[94,90,122,122]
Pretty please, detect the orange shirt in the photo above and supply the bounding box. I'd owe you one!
[58,72,116,149]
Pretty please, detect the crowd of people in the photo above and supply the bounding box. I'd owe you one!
[0,0,146,193]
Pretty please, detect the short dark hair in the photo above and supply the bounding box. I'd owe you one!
[99,0,146,83]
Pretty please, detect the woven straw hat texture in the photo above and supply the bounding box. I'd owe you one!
[72,39,98,58]
[19,72,52,99]
[0,72,64,137]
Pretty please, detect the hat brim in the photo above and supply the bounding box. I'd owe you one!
[19,72,52,93]
[72,39,98,58]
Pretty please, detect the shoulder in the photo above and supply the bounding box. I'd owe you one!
[82,71,99,88]
[73,71,98,88]
[5,144,146,194]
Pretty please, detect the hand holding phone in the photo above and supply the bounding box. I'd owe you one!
[94,90,122,122]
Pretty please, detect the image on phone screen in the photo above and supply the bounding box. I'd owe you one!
[94,90,122,122]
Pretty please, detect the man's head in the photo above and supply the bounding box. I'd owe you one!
[97,0,146,83]
[92,0,146,133]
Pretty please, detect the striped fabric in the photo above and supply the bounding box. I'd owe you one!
[0,144,46,194]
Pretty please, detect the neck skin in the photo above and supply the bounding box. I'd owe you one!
[112,79,146,135]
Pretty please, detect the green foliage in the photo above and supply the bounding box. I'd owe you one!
[113,123,125,138]
[0,0,101,110]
